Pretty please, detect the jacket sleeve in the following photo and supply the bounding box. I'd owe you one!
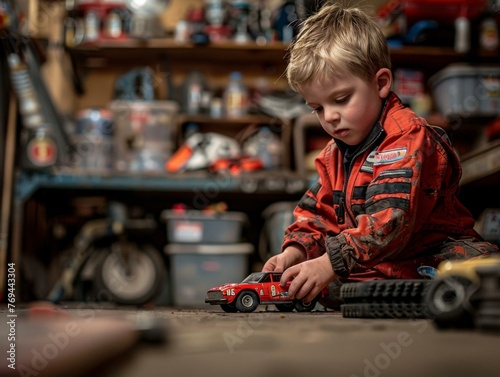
[327,121,449,278]
[282,142,340,260]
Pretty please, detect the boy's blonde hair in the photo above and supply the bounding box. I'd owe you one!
[286,2,391,92]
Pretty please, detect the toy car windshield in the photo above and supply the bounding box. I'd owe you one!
[241,272,271,284]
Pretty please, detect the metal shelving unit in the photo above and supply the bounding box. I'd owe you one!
[14,170,308,202]
[8,31,500,300]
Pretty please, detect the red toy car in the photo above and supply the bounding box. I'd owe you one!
[205,272,327,313]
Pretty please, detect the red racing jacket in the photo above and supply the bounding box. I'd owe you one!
[283,92,482,280]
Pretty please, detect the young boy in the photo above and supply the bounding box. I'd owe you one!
[263,3,498,305]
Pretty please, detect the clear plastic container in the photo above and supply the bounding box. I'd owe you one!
[110,100,179,174]
[223,71,249,117]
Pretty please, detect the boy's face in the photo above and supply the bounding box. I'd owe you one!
[299,69,391,146]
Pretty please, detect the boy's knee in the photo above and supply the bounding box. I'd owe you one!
[436,238,499,261]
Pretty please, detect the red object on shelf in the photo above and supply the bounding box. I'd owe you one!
[209,156,263,175]
[486,117,500,141]
[404,0,487,24]
[76,0,130,43]
[378,0,488,26]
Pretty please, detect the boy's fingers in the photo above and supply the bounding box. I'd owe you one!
[281,266,306,298]
[262,260,275,272]
[274,259,286,272]
[280,266,296,286]
[294,279,315,300]
[262,256,278,272]
[303,287,320,303]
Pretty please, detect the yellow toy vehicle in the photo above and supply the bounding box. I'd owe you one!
[425,256,500,329]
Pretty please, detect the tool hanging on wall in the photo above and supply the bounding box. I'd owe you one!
[8,52,58,168]
[4,33,73,170]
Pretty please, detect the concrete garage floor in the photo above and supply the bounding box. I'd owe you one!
[2,304,500,377]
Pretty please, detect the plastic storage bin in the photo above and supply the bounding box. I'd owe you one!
[261,201,296,259]
[165,243,253,306]
[162,210,248,244]
[429,64,500,118]
[110,100,179,174]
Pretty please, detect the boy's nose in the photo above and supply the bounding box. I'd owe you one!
[323,107,340,124]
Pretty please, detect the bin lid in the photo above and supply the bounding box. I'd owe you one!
[110,100,179,113]
[262,201,297,219]
[161,209,248,223]
[429,64,500,88]
[164,243,254,255]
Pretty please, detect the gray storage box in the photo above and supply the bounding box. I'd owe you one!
[261,201,296,259]
[162,210,248,244]
[165,243,253,307]
[429,64,500,118]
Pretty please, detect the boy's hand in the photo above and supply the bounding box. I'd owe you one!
[262,245,306,272]
[280,253,336,304]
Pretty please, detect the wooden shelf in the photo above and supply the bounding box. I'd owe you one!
[67,38,500,188]
[68,40,290,66]
[177,113,285,125]
[68,39,499,69]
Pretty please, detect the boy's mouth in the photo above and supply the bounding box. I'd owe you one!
[333,129,349,138]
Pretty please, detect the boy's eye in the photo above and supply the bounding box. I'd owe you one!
[311,106,323,114]
[334,96,349,104]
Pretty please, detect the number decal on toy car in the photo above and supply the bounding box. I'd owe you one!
[271,285,277,296]
[226,288,235,296]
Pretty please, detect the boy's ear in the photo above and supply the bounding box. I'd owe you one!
[375,68,392,98]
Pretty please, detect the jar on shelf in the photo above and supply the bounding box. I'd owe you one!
[183,71,209,115]
[223,71,249,117]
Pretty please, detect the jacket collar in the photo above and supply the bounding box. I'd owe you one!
[334,92,401,156]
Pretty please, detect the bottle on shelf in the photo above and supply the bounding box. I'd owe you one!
[274,0,299,42]
[454,6,470,53]
[223,71,249,117]
[479,12,499,52]
[183,70,208,115]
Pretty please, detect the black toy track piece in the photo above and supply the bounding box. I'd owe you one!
[475,301,500,331]
[474,266,500,332]
[340,279,433,319]
[341,279,432,302]
[341,303,429,319]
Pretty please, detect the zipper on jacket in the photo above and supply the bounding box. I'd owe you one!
[336,193,345,224]
[339,126,385,225]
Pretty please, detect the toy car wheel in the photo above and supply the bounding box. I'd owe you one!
[275,303,295,312]
[220,304,238,313]
[294,297,318,312]
[236,291,259,313]
[425,275,475,328]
